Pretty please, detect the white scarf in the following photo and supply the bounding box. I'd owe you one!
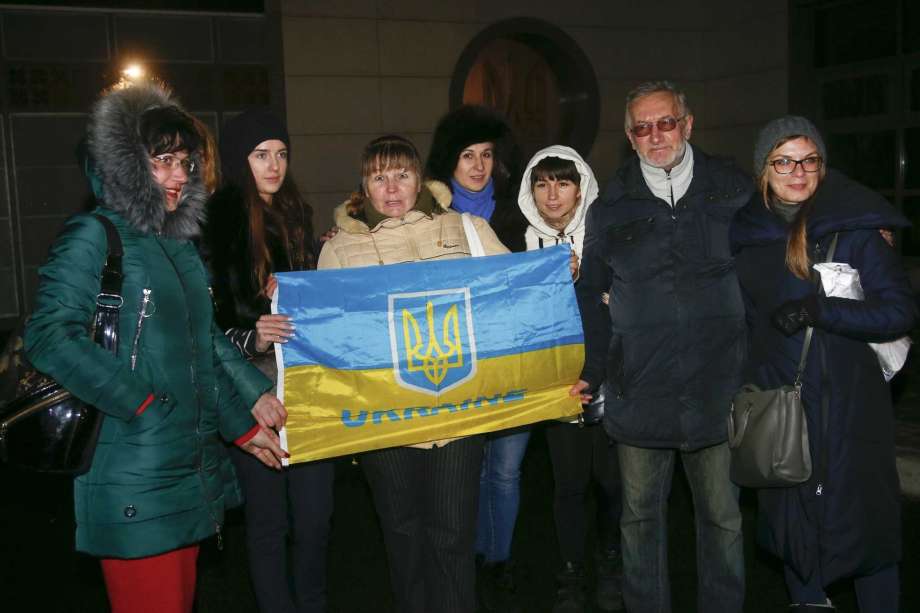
[639,144,694,207]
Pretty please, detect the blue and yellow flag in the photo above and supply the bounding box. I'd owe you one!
[274,245,584,463]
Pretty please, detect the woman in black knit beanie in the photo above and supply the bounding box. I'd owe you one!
[203,108,334,613]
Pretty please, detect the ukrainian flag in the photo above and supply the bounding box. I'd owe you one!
[274,245,584,463]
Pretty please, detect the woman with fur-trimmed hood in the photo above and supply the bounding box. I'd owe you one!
[24,83,286,613]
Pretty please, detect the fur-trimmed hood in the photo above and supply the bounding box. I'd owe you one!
[517,145,598,257]
[333,180,453,233]
[87,83,206,239]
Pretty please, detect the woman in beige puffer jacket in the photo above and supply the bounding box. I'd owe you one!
[317,135,506,613]
[318,173,505,268]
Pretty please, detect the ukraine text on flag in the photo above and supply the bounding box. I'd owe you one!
[274,245,585,463]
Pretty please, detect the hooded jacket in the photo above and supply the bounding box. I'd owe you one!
[517,145,599,258]
[24,84,270,558]
[730,169,917,584]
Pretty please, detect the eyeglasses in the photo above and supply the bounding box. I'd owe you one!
[629,115,686,138]
[151,154,197,175]
[769,156,822,174]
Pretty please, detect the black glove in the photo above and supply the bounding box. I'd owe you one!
[770,296,818,336]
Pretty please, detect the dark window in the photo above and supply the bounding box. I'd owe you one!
[3,12,109,61]
[222,66,270,109]
[899,197,920,257]
[904,0,920,53]
[814,0,897,67]
[116,15,214,62]
[826,131,896,190]
[8,65,108,112]
[822,74,888,119]
[903,127,920,189]
[0,265,18,317]
[218,18,270,63]
[910,68,920,112]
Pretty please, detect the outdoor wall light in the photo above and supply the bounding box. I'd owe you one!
[121,63,145,80]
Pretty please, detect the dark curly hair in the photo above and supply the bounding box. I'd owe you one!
[424,105,521,200]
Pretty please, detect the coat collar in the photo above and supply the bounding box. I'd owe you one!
[612,144,716,205]
[334,180,453,234]
[730,168,909,251]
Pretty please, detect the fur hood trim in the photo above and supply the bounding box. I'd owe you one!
[333,180,452,233]
[87,83,206,239]
[517,145,599,257]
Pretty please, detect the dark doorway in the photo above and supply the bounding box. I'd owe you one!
[450,18,599,162]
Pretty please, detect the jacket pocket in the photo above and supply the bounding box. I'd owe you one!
[605,216,663,281]
[123,393,177,437]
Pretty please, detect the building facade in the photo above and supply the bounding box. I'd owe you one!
[5,0,855,330]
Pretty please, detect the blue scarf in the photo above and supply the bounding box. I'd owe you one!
[450,178,496,221]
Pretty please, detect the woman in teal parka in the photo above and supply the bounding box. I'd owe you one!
[24,83,287,613]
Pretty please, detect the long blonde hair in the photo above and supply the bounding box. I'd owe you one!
[756,136,826,280]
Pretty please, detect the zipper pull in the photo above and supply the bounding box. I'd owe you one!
[130,289,153,371]
[215,523,224,551]
[816,483,823,496]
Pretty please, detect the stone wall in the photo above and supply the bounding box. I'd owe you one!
[279,0,788,227]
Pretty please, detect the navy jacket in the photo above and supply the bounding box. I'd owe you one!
[578,145,752,450]
[730,169,917,584]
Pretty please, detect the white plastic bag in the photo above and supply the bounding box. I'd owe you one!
[813,262,911,382]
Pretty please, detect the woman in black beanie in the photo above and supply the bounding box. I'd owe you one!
[203,108,334,613]
[426,105,528,252]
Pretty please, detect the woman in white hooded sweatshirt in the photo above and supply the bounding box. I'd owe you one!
[517,146,623,613]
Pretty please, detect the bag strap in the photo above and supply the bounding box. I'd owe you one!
[793,232,838,385]
[90,214,124,302]
[460,212,486,258]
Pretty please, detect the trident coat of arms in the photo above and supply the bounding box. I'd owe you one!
[387,288,477,394]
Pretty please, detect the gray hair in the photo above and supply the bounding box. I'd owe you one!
[624,80,691,129]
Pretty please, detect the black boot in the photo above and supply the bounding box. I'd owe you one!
[552,561,587,613]
[595,545,624,611]
[478,559,522,612]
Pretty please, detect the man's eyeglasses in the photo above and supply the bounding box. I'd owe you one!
[769,156,822,175]
[629,115,686,138]
[151,154,197,175]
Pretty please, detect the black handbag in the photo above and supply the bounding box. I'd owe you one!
[0,214,123,475]
[727,233,837,488]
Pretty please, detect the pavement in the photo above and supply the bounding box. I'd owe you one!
[1,333,919,611]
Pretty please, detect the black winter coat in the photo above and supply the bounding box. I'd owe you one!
[488,195,528,253]
[578,146,752,449]
[729,169,917,585]
[204,187,314,335]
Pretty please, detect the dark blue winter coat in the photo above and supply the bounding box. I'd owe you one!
[729,169,917,585]
[578,145,752,450]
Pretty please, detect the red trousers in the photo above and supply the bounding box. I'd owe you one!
[100,545,200,613]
